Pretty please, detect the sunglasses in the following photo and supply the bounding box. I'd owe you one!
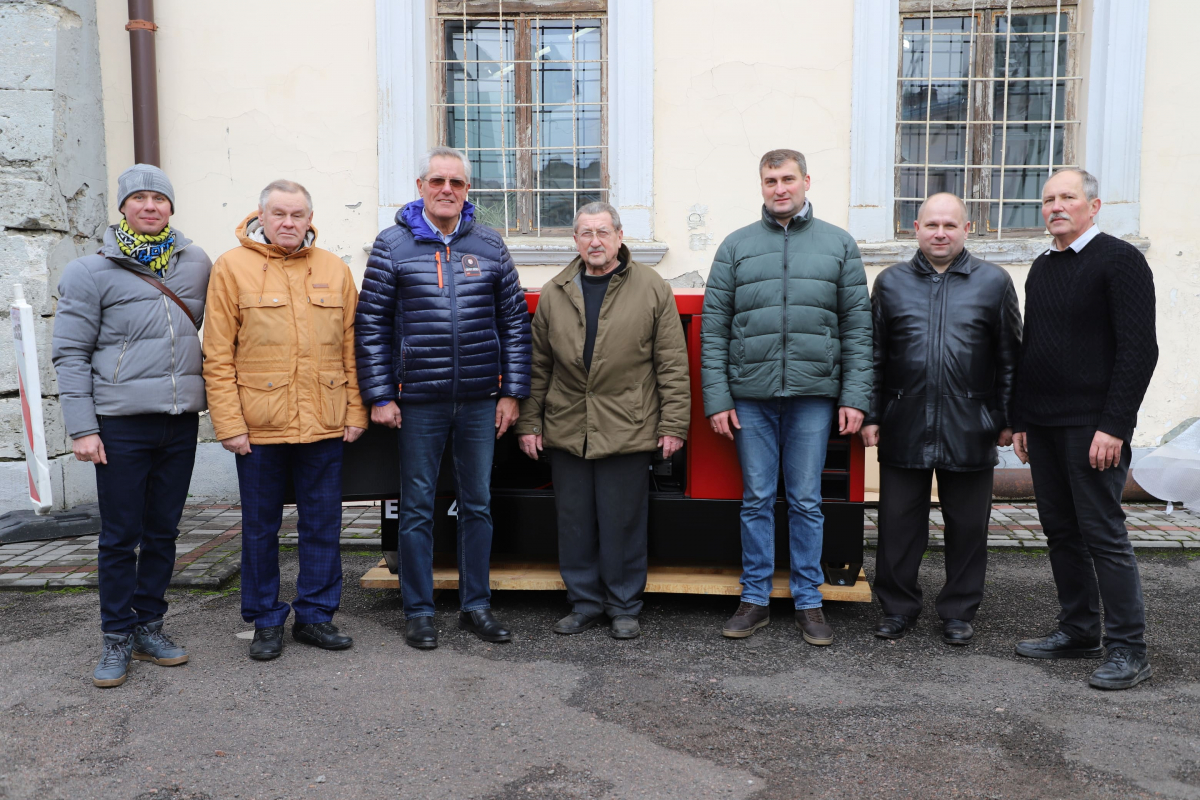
[425,177,468,190]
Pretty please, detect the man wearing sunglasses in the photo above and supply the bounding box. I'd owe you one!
[356,146,532,650]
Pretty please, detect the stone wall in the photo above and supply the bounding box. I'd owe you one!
[0,0,108,511]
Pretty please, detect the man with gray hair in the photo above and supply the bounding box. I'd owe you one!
[356,146,532,650]
[516,202,689,639]
[1011,168,1159,690]
[204,179,368,661]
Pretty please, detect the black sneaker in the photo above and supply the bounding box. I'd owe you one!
[1089,648,1153,690]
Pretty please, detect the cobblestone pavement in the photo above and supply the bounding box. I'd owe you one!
[1,501,1196,591]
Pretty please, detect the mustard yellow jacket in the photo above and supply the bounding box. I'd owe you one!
[203,213,368,444]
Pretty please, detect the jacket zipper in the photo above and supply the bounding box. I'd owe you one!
[445,244,460,401]
[781,223,790,396]
[929,275,948,463]
[113,339,129,382]
[163,295,178,413]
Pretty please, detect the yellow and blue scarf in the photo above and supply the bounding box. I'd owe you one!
[115,219,175,276]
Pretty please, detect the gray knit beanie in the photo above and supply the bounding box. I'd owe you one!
[117,164,175,213]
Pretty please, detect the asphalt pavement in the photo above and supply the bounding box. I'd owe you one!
[2,549,1199,800]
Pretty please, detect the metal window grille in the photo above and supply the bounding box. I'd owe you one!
[895,0,1080,238]
[434,2,608,236]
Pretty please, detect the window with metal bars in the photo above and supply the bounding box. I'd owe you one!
[434,1,607,236]
[895,0,1080,238]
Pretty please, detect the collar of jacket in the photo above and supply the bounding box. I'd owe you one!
[234,212,319,258]
[759,201,814,234]
[911,246,975,276]
[553,243,633,289]
[100,223,193,271]
[399,198,476,245]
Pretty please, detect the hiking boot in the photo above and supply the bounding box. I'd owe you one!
[795,607,834,646]
[93,633,133,688]
[248,625,284,661]
[722,601,769,638]
[1089,648,1153,690]
[132,620,189,666]
[610,616,641,640]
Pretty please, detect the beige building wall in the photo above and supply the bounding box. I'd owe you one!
[95,0,1197,470]
[96,0,379,275]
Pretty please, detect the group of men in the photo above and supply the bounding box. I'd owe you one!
[52,145,1158,694]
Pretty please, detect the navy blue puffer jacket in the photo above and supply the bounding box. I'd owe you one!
[355,201,532,404]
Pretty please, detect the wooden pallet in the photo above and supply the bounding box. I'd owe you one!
[361,560,872,603]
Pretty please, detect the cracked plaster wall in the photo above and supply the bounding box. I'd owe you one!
[0,0,107,510]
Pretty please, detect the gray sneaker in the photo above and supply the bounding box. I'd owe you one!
[132,620,189,666]
[93,633,133,688]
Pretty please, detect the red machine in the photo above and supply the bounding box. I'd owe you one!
[347,289,867,594]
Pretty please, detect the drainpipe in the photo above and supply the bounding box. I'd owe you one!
[126,0,160,166]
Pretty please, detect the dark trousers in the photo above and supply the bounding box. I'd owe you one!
[549,449,652,618]
[94,413,199,634]
[1026,424,1145,654]
[236,437,344,628]
[874,464,993,621]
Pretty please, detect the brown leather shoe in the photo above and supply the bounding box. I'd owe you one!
[795,607,834,646]
[722,601,770,638]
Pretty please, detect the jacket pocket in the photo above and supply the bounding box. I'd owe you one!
[236,372,291,429]
[309,293,346,356]
[112,339,129,383]
[237,293,293,349]
[730,329,745,380]
[318,371,349,429]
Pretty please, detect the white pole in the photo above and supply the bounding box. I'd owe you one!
[11,284,53,513]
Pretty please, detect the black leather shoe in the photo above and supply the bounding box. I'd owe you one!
[552,611,601,635]
[1015,630,1104,660]
[942,619,974,645]
[874,614,915,640]
[249,625,284,661]
[458,609,512,643]
[610,616,641,640]
[1089,648,1153,690]
[293,621,353,650]
[405,617,438,650]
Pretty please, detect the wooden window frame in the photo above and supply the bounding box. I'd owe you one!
[895,1,1081,238]
[434,1,609,237]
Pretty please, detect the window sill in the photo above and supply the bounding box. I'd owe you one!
[504,238,669,267]
[857,235,1151,267]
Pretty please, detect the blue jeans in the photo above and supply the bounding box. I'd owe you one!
[236,437,344,628]
[733,397,834,609]
[397,399,497,618]
[95,413,199,633]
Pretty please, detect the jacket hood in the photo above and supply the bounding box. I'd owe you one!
[99,223,194,269]
[760,200,814,233]
[235,211,318,257]
[397,199,476,243]
[553,244,633,287]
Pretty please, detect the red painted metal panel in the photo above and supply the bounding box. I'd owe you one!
[848,434,865,503]
[683,313,744,500]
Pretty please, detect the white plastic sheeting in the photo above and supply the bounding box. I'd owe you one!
[1132,420,1200,510]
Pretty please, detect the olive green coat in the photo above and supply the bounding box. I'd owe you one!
[515,248,691,459]
[700,203,873,416]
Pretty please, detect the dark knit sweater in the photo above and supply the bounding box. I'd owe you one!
[1013,231,1157,442]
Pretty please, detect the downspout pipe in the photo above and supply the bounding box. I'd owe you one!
[126,0,160,166]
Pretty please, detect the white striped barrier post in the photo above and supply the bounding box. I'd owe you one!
[12,285,52,514]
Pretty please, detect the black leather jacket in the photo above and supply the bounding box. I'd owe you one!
[866,249,1022,471]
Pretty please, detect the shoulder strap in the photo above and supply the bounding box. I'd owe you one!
[108,259,199,329]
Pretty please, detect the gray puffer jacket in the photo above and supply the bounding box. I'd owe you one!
[52,225,212,439]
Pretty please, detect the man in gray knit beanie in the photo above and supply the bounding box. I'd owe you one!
[117,163,175,213]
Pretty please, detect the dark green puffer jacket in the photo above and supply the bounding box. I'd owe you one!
[700,203,872,416]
